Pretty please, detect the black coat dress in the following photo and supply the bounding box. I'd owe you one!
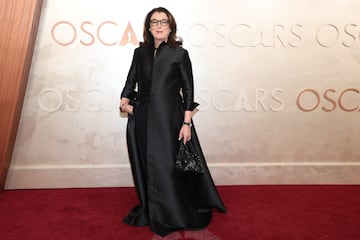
[121,42,226,236]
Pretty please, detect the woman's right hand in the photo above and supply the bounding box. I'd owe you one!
[120,104,134,115]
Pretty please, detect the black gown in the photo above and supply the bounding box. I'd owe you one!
[120,42,226,236]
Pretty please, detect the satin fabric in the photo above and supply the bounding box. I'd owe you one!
[121,42,226,236]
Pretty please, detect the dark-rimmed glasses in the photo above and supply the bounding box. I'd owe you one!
[150,19,169,27]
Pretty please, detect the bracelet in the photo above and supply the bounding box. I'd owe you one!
[183,122,192,127]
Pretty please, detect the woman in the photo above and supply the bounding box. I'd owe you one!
[119,7,226,237]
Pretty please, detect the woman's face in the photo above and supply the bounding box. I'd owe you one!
[149,11,171,43]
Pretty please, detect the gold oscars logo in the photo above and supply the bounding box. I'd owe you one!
[296,88,360,112]
[51,21,139,46]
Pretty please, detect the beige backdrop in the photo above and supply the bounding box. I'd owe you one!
[6,0,360,189]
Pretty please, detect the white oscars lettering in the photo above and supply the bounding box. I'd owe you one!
[316,24,339,48]
[197,89,211,112]
[270,88,285,112]
[196,88,285,112]
[37,88,119,112]
[343,24,357,47]
[316,23,359,47]
[37,89,63,112]
[65,89,81,112]
[83,89,103,112]
[229,24,252,47]
[212,24,227,47]
[186,24,209,47]
[255,89,268,111]
[37,88,285,113]
[212,89,234,112]
[187,23,303,48]
[231,89,253,112]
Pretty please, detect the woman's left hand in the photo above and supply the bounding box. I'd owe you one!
[178,125,191,144]
[179,111,193,144]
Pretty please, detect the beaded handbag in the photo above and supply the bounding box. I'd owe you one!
[175,141,204,176]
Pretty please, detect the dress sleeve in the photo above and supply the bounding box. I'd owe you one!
[179,49,199,111]
[120,49,138,100]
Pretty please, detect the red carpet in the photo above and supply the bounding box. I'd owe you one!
[0,185,360,240]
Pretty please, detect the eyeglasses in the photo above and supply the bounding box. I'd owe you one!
[150,19,169,27]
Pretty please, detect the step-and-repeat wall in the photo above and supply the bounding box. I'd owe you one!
[6,0,360,188]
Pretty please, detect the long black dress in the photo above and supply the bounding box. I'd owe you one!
[120,41,226,236]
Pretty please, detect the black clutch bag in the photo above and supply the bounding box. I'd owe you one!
[175,141,205,176]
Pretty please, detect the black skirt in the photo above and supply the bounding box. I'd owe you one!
[123,100,226,237]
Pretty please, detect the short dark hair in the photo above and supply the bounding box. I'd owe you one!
[142,7,182,47]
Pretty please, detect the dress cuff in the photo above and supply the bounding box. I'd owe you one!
[120,90,137,100]
[183,101,199,111]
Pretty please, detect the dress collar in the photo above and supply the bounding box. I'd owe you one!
[154,41,167,49]
[153,41,167,58]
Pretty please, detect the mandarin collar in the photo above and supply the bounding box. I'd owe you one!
[154,41,167,50]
